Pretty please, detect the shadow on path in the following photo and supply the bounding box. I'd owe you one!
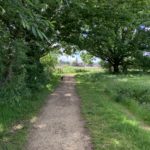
[27,75,92,150]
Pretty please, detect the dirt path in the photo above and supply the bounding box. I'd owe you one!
[27,75,92,150]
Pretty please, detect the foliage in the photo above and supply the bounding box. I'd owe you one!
[100,60,112,72]
[132,26,150,71]
[0,74,60,149]
[134,52,150,72]
[40,53,58,80]
[0,0,61,101]
[53,0,150,73]
[0,1,62,148]
[0,0,150,148]
[80,0,150,73]
[81,52,93,65]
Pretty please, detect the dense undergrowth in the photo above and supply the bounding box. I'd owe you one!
[76,72,150,150]
[0,2,62,149]
[0,74,60,149]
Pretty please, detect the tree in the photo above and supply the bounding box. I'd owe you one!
[135,52,150,72]
[78,0,150,73]
[81,52,93,65]
[133,26,150,71]
[52,0,150,73]
[40,52,58,76]
[0,0,150,104]
[0,0,62,102]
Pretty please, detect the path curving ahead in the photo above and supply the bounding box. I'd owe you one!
[27,75,92,150]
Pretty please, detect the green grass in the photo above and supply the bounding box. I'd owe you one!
[0,75,60,150]
[56,65,102,75]
[76,72,150,150]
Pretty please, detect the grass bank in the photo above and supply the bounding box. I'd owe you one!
[0,74,60,150]
[76,72,150,150]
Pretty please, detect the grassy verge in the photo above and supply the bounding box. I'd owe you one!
[0,74,60,150]
[76,72,150,150]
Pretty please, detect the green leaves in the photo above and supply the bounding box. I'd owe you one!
[74,0,150,72]
[81,52,94,65]
[0,6,5,15]
[0,0,61,101]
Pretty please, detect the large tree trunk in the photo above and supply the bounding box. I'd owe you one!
[113,64,119,73]
[107,59,120,73]
[108,64,113,73]
[122,65,127,73]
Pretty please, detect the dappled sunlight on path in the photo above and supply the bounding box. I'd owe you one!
[27,75,92,150]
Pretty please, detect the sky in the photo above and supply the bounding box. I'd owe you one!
[58,54,82,63]
[58,53,100,64]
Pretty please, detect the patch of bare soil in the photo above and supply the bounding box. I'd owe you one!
[26,75,92,150]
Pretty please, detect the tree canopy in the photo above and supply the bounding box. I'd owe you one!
[68,0,150,72]
[81,52,94,65]
[52,0,150,72]
[0,0,62,102]
[0,0,150,103]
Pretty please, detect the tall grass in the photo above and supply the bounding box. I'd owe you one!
[76,72,150,150]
